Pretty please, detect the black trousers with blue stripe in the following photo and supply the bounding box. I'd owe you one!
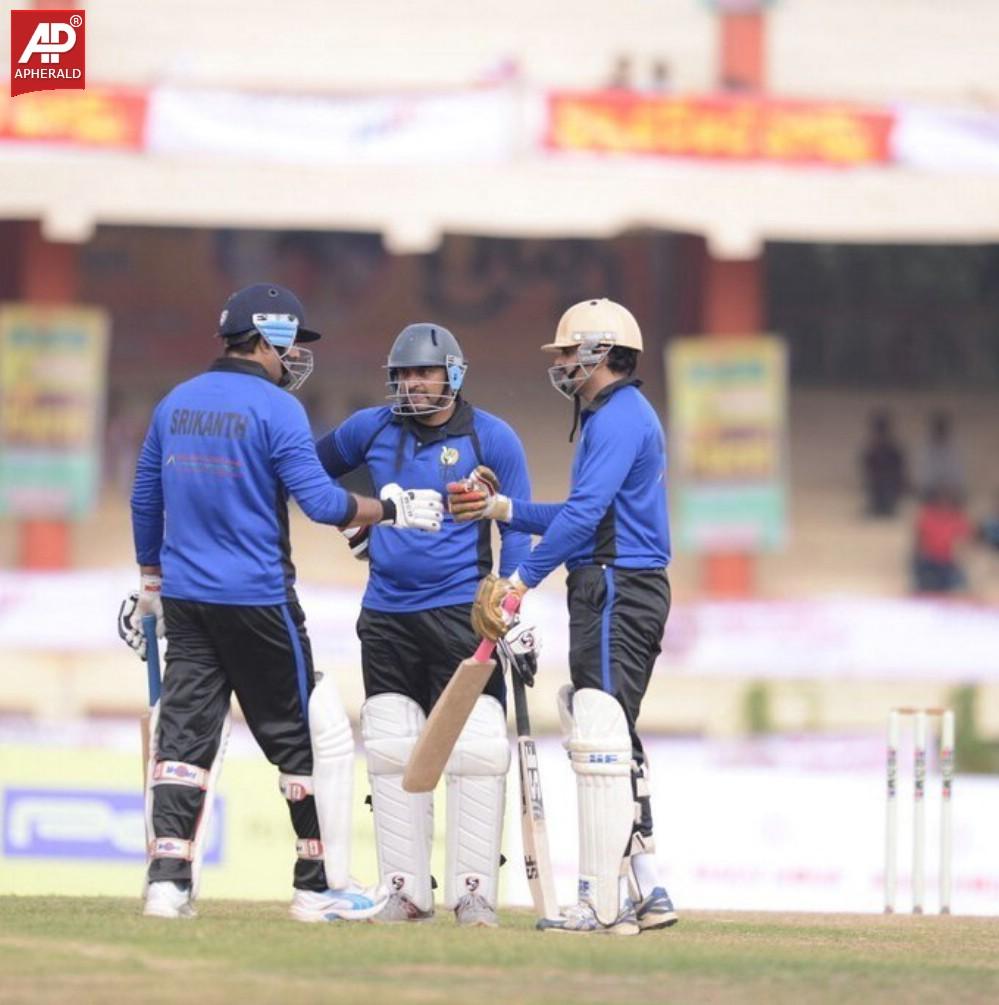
[150,598,325,891]
[357,602,506,714]
[566,565,671,841]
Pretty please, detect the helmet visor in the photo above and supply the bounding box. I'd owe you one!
[546,341,610,400]
[252,313,313,391]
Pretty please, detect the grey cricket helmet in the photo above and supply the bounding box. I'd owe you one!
[385,323,467,415]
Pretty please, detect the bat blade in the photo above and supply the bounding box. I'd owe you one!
[402,657,495,793]
[517,731,560,920]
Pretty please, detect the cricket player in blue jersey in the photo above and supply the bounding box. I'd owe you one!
[315,322,534,927]
[117,284,443,922]
[450,298,677,936]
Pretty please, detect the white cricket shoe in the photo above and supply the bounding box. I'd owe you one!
[375,891,435,923]
[289,882,389,923]
[454,892,498,928]
[537,899,639,936]
[143,881,196,920]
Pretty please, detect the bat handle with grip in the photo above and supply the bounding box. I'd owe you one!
[142,613,162,706]
[472,591,522,661]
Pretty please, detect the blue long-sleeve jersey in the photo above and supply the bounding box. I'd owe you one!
[131,358,355,605]
[509,379,670,587]
[316,399,531,613]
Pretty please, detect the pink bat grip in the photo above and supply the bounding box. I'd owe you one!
[472,591,522,661]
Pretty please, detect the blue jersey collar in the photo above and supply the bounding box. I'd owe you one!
[582,377,642,416]
[209,357,273,381]
[394,396,474,446]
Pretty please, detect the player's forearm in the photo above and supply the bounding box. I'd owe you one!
[507,500,563,535]
[515,500,606,587]
[131,449,165,563]
[347,494,389,527]
[132,508,164,566]
[281,445,358,526]
[315,432,350,478]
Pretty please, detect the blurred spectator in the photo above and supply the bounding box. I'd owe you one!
[721,74,754,94]
[649,58,672,93]
[978,490,999,551]
[608,54,634,91]
[915,411,966,499]
[912,487,974,593]
[859,410,908,517]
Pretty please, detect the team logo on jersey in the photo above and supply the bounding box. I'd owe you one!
[439,445,460,481]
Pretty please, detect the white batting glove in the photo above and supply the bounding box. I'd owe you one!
[137,573,165,638]
[117,591,147,661]
[380,483,443,532]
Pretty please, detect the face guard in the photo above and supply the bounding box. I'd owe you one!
[386,353,467,415]
[547,337,610,400]
[252,312,314,391]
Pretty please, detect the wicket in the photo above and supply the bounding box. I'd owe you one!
[884,707,954,915]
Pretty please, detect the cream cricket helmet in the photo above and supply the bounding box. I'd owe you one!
[542,298,643,353]
[543,298,642,400]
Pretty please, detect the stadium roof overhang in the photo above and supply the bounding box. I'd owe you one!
[3,150,998,256]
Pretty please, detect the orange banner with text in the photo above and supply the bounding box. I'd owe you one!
[0,88,147,149]
[546,92,894,166]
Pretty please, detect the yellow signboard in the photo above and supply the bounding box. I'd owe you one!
[0,304,109,517]
[667,335,788,552]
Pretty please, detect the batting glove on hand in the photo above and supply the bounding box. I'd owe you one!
[471,573,527,641]
[117,590,151,661]
[447,465,512,523]
[497,622,540,687]
[339,524,370,561]
[138,572,164,632]
[380,483,443,532]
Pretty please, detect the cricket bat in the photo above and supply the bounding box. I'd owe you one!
[511,669,560,922]
[140,614,162,790]
[402,594,521,793]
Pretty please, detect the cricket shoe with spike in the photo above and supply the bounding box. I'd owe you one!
[635,886,678,931]
[454,892,499,928]
[144,881,196,920]
[375,891,435,923]
[537,899,640,936]
[289,882,389,923]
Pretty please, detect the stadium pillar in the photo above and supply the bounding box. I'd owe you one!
[701,1,768,598]
[718,6,766,92]
[15,221,81,569]
[701,253,763,599]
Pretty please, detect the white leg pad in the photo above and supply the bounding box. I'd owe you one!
[444,695,510,909]
[567,688,634,925]
[144,702,231,902]
[361,692,434,912]
[308,673,356,890]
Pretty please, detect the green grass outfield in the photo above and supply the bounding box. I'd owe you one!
[2,898,998,1005]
